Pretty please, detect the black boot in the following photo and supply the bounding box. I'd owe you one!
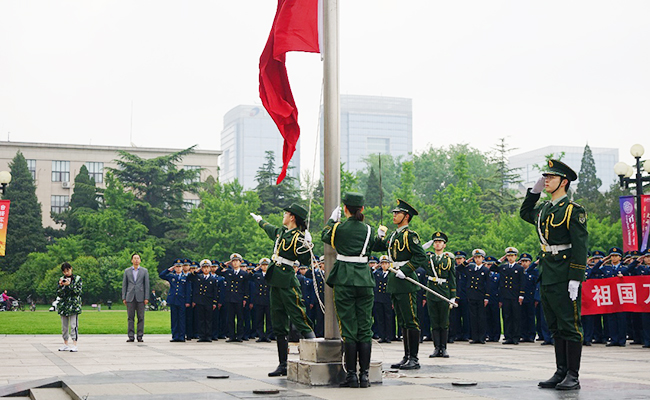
[302,331,316,339]
[556,340,581,390]
[340,341,359,388]
[440,329,449,358]
[268,335,288,377]
[391,328,409,368]
[538,337,567,388]
[429,329,441,358]
[400,329,421,370]
[358,342,372,388]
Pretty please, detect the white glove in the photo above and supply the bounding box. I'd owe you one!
[304,230,312,243]
[422,240,434,250]
[329,206,341,222]
[395,269,406,280]
[250,213,262,223]
[378,225,388,239]
[530,177,545,194]
[568,280,580,301]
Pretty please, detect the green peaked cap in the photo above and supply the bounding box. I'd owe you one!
[543,159,578,181]
[283,203,308,221]
[391,198,419,217]
[343,192,364,207]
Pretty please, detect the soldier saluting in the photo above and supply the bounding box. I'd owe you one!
[520,159,588,391]
[375,199,427,370]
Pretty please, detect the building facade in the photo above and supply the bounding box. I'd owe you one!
[220,105,300,190]
[509,145,619,192]
[0,141,221,228]
[320,95,413,172]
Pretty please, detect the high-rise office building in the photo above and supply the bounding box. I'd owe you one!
[320,95,412,172]
[221,105,300,190]
[509,145,619,192]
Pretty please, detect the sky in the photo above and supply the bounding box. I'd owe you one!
[1,1,649,178]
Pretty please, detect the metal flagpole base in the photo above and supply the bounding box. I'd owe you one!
[287,339,383,386]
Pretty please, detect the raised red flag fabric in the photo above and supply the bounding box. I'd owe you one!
[259,0,320,184]
[581,275,650,315]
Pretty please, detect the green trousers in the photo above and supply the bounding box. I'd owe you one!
[333,285,374,342]
[391,292,419,330]
[540,282,583,343]
[270,286,313,337]
[427,300,450,330]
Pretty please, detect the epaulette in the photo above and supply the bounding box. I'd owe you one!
[570,200,585,209]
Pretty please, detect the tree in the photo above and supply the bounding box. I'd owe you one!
[0,151,46,273]
[364,167,382,208]
[340,162,358,195]
[255,151,300,215]
[53,165,99,234]
[575,144,605,215]
[394,160,416,204]
[480,138,522,215]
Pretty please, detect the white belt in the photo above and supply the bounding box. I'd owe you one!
[336,255,368,263]
[427,276,447,284]
[541,244,572,255]
[392,261,408,269]
[272,255,296,267]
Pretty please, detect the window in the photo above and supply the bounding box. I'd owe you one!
[184,165,201,184]
[85,162,104,184]
[27,159,36,180]
[51,195,69,214]
[367,137,390,154]
[52,161,70,182]
[185,198,201,211]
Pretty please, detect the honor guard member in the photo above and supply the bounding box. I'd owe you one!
[321,192,378,388]
[188,260,218,342]
[423,232,456,358]
[461,249,490,344]
[593,247,629,347]
[627,250,650,348]
[495,247,525,345]
[220,253,251,342]
[375,199,427,370]
[305,257,326,337]
[241,260,255,340]
[373,255,393,343]
[369,255,379,271]
[624,251,644,345]
[519,253,539,342]
[181,259,196,340]
[451,251,470,342]
[520,159,588,390]
[210,260,224,341]
[159,259,190,342]
[252,258,273,342]
[583,251,605,345]
[485,256,501,342]
[250,204,316,377]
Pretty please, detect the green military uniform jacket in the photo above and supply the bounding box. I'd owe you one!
[425,253,456,301]
[321,217,377,288]
[375,225,427,294]
[520,190,588,285]
[259,219,312,288]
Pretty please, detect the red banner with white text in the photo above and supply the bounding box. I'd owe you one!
[581,276,650,315]
[0,200,10,256]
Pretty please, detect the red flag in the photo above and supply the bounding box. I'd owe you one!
[259,0,320,184]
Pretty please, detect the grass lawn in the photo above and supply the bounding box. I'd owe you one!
[0,308,172,335]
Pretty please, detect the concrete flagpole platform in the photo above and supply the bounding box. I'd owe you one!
[1,334,650,399]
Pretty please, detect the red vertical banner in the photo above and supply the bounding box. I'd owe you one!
[641,194,650,252]
[0,200,10,256]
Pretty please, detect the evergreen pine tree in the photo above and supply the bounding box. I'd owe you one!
[480,138,521,215]
[576,144,603,202]
[53,165,99,234]
[254,151,300,215]
[365,167,382,208]
[0,151,46,273]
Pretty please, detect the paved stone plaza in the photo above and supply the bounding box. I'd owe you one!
[1,334,649,399]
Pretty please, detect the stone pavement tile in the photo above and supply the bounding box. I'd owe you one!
[77,393,237,400]
[201,377,284,392]
[135,381,215,394]
[302,384,475,400]
[69,382,152,397]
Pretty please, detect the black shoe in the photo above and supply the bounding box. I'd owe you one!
[539,338,568,388]
[268,363,287,377]
[440,330,450,358]
[391,328,410,368]
[642,344,650,348]
[170,339,184,342]
[469,340,484,344]
[256,338,264,342]
[185,338,192,341]
[429,348,441,358]
[340,341,359,388]
[503,339,514,345]
[197,339,211,342]
[606,342,618,347]
[269,336,288,376]
[126,338,135,342]
[137,338,143,342]
[399,329,421,370]
[583,342,591,346]
[226,338,240,343]
[539,367,567,388]
[541,341,553,345]
[556,371,580,390]
[358,342,372,388]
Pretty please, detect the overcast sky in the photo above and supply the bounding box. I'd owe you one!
[1,1,649,177]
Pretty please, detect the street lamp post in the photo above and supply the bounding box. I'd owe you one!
[0,170,11,195]
[614,144,650,251]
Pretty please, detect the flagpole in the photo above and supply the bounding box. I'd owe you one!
[322,0,340,340]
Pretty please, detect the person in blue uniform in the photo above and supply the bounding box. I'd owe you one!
[459,249,490,344]
[583,251,606,345]
[519,253,538,342]
[297,265,314,322]
[241,260,255,340]
[306,256,326,337]
[252,258,273,342]
[533,255,553,345]
[159,259,191,342]
[181,259,195,341]
[220,253,252,343]
[188,259,218,342]
[451,251,471,342]
[209,261,224,341]
[627,250,650,348]
[494,247,525,345]
[373,255,392,343]
[485,256,501,342]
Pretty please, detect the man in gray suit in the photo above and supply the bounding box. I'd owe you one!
[122,253,150,342]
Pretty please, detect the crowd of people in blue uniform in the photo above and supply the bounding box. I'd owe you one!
[157,246,650,349]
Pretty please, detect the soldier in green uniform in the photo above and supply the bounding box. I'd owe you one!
[375,199,427,370]
[321,192,377,388]
[250,204,316,377]
[520,159,588,391]
[424,231,456,358]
